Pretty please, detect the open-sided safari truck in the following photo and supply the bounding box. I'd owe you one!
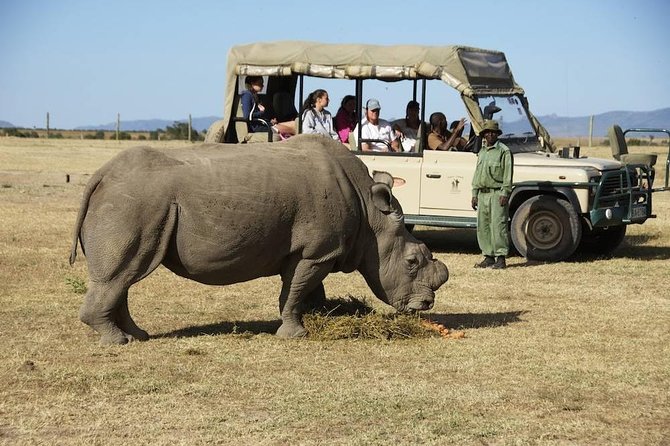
[206,41,669,262]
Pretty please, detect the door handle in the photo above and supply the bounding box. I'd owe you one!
[426,174,441,179]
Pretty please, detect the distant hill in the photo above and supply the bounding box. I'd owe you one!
[536,108,670,137]
[75,116,220,132]
[0,120,15,128]
[75,108,666,137]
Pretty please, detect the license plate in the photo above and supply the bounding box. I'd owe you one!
[631,205,647,219]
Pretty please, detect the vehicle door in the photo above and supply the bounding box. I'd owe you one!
[358,153,423,214]
[419,151,478,217]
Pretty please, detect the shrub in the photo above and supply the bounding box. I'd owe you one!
[83,131,106,140]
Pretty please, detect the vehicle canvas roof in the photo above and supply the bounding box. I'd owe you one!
[221,41,554,145]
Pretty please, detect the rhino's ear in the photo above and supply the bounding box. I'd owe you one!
[371,182,393,213]
[372,171,394,189]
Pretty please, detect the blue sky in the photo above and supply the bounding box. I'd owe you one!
[1,0,668,129]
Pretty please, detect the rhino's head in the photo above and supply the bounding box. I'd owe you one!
[359,172,449,312]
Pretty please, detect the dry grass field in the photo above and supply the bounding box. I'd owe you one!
[1,137,668,445]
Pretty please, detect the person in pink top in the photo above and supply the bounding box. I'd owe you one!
[334,95,356,144]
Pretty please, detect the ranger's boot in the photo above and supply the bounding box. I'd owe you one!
[474,255,495,268]
[491,256,506,270]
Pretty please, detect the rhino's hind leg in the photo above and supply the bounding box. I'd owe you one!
[114,291,149,342]
[80,281,134,345]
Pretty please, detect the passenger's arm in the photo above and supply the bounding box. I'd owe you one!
[437,118,466,150]
[302,110,317,134]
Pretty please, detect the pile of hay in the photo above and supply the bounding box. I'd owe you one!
[302,296,464,341]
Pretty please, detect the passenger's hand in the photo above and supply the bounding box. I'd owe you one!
[457,118,466,129]
[258,104,266,112]
[499,195,509,206]
[471,196,478,210]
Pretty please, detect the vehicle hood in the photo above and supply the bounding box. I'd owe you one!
[514,152,623,171]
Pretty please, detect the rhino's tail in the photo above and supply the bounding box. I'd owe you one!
[69,173,104,265]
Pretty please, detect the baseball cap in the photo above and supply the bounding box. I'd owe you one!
[366,98,381,110]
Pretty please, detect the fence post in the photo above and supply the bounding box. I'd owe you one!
[588,115,594,147]
[116,113,120,141]
[46,112,50,139]
[188,114,192,142]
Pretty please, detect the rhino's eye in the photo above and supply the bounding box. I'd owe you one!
[405,256,420,271]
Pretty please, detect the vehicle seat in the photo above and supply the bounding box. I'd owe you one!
[272,92,298,122]
[415,122,426,152]
[233,101,278,143]
[348,127,358,150]
[608,125,657,166]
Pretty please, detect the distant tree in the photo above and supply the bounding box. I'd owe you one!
[164,121,203,141]
[149,129,164,140]
[7,129,40,138]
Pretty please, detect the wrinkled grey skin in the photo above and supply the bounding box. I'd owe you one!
[69,134,449,345]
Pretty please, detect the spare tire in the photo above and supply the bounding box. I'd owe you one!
[204,119,226,143]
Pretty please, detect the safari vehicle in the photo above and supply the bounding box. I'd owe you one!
[206,41,669,262]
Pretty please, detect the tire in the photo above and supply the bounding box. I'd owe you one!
[204,119,226,143]
[511,195,582,262]
[579,225,626,256]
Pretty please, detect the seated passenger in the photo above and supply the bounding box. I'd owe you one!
[427,112,467,151]
[334,95,357,144]
[355,99,400,152]
[301,89,339,140]
[240,76,295,137]
[392,100,422,152]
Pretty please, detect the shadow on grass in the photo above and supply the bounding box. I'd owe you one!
[155,310,526,339]
[412,228,480,255]
[425,310,526,330]
[156,319,282,339]
[415,227,670,262]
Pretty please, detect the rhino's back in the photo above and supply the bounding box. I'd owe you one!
[101,136,372,283]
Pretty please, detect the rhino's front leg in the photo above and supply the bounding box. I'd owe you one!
[277,259,334,338]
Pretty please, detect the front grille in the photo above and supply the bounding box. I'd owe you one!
[598,171,630,207]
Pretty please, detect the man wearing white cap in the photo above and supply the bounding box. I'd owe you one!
[357,98,399,152]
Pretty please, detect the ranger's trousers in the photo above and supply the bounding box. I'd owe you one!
[476,190,510,257]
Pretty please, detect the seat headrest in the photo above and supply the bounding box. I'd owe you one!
[608,125,628,160]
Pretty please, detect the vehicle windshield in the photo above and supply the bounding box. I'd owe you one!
[477,95,543,153]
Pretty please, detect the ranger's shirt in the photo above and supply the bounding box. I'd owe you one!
[471,140,514,197]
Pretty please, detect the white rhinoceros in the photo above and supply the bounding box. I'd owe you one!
[69,134,449,344]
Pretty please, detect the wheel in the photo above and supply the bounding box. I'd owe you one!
[204,119,226,143]
[511,195,582,261]
[578,225,626,256]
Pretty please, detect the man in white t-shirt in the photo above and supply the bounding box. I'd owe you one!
[357,99,400,152]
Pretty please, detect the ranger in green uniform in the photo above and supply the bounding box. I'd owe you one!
[471,120,514,269]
